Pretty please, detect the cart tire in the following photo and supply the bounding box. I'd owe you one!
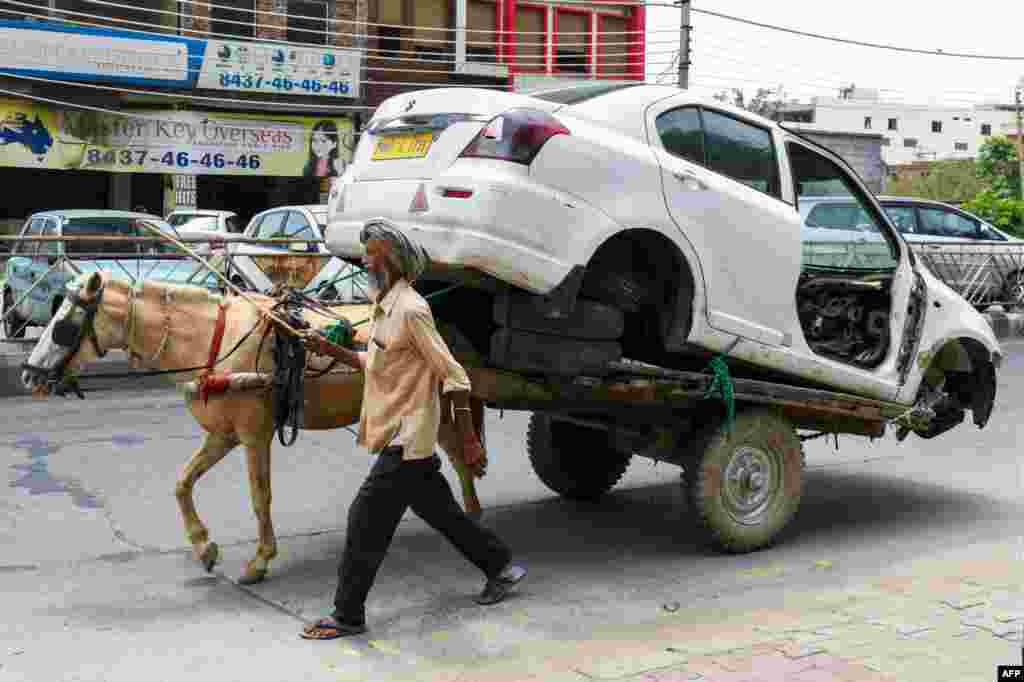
[527,413,630,500]
[684,409,802,553]
[3,289,26,339]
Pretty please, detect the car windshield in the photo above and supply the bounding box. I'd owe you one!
[168,214,220,232]
[805,203,878,231]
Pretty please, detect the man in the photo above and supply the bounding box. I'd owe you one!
[299,220,526,640]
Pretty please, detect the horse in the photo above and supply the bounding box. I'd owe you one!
[20,271,486,585]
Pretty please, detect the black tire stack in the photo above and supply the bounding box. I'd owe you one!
[488,287,624,376]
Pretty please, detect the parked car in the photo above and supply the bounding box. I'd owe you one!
[226,204,365,302]
[800,195,1023,309]
[2,210,214,338]
[165,209,243,254]
[325,83,999,434]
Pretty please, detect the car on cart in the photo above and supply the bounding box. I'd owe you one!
[324,83,1002,554]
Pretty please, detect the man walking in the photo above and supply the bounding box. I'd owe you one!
[299,220,526,640]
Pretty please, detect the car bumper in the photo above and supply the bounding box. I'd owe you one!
[326,174,581,295]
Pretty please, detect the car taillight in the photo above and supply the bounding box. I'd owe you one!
[459,109,569,165]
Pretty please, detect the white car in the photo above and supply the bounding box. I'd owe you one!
[326,83,999,436]
[165,209,243,254]
[801,196,1024,309]
[227,204,366,302]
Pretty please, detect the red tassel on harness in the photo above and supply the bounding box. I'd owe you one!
[199,370,233,404]
[199,302,230,404]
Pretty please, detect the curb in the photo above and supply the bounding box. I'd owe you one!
[1,312,1021,399]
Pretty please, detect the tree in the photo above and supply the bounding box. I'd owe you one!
[886,159,982,203]
[975,136,1021,199]
[713,86,787,120]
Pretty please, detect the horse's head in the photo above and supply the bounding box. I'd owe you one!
[21,272,125,397]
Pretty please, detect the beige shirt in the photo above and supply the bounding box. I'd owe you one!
[357,278,472,459]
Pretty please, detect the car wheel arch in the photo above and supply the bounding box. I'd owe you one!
[920,336,998,429]
[581,228,700,351]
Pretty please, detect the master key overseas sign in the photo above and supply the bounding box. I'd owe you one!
[197,40,361,99]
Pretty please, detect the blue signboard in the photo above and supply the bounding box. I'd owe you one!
[0,19,207,88]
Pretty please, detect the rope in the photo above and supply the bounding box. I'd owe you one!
[703,353,736,432]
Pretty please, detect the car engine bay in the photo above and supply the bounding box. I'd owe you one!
[796,273,892,368]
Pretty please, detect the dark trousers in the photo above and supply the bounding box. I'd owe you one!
[333,447,511,625]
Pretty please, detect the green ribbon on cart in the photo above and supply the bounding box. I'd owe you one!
[703,353,735,431]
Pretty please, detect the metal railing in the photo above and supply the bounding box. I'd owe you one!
[907,241,1024,309]
[0,234,369,340]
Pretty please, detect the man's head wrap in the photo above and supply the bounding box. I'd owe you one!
[359,219,430,282]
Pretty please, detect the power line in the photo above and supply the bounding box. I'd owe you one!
[690,6,1024,61]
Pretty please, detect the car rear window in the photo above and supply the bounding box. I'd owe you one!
[531,82,639,105]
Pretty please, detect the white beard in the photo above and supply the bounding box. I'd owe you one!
[366,269,390,300]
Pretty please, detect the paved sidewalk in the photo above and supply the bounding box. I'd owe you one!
[395,539,1023,682]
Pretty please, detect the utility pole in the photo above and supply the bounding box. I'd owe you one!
[1017,84,1024,200]
[677,0,691,89]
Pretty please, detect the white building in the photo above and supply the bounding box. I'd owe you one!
[778,88,1018,166]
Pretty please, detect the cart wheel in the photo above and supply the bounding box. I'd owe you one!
[684,409,802,553]
[527,413,631,500]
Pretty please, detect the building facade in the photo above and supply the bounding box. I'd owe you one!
[0,0,643,234]
[778,88,1018,167]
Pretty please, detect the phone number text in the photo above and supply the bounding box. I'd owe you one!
[218,73,351,95]
[86,149,263,170]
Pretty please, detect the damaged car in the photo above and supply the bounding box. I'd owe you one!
[326,83,999,445]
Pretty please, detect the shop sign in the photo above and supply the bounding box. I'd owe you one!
[0,98,356,178]
[197,39,361,99]
[0,19,203,88]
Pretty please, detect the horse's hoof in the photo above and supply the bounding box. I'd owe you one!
[237,570,266,586]
[198,542,220,572]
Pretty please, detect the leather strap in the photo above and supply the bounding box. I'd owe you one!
[198,301,230,404]
[207,301,229,371]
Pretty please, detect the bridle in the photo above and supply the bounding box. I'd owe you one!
[22,282,109,398]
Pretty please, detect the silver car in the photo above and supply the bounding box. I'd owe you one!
[800,196,1023,309]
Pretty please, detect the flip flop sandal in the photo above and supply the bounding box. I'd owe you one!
[300,617,367,640]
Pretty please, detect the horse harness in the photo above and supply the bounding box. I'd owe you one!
[22,283,109,397]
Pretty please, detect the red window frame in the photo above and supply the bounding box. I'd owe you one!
[596,11,634,80]
[510,2,549,74]
[553,6,593,76]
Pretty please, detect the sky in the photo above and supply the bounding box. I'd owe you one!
[644,0,1024,108]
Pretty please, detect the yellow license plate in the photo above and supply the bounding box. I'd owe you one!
[372,131,433,160]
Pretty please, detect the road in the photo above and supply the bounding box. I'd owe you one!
[2,343,1024,681]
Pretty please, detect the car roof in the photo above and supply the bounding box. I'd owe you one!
[168,209,237,216]
[551,84,784,142]
[258,205,328,213]
[875,195,961,209]
[29,209,167,220]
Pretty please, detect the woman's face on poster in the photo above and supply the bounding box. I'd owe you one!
[311,130,337,159]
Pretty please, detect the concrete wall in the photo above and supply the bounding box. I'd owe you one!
[789,126,887,194]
